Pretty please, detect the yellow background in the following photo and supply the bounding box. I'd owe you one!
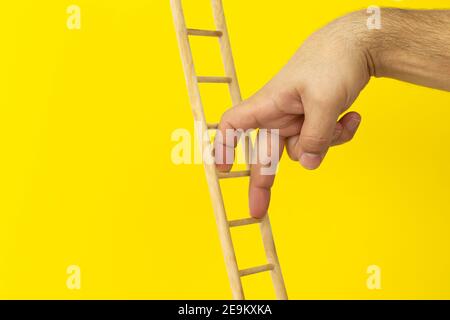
[1,0,450,299]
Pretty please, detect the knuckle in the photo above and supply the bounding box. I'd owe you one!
[219,109,233,127]
[305,84,345,109]
[300,135,330,153]
[273,89,302,113]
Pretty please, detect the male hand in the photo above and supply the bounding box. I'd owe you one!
[214,9,450,218]
[215,12,369,218]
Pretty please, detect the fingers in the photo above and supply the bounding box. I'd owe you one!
[249,130,285,218]
[286,111,362,162]
[214,100,259,172]
[286,135,300,161]
[297,104,339,170]
[331,112,361,146]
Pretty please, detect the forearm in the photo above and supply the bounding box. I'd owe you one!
[350,9,450,91]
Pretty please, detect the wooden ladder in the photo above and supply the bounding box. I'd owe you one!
[170,0,287,300]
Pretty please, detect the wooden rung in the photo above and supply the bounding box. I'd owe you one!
[198,76,232,84]
[239,264,274,277]
[187,28,223,37]
[207,123,219,130]
[217,170,250,179]
[228,217,262,228]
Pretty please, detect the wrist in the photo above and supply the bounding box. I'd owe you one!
[316,8,450,93]
[341,9,382,78]
[347,8,450,90]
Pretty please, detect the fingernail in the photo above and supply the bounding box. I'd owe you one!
[348,117,361,131]
[300,153,322,170]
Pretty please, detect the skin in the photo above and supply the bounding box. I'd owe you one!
[214,8,450,218]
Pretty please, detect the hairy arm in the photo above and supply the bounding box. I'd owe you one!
[361,8,450,90]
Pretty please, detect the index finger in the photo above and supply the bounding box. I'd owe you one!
[214,101,259,172]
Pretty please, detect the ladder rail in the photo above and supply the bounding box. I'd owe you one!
[260,216,288,299]
[211,0,288,300]
[171,0,288,300]
[170,0,245,300]
[210,0,252,169]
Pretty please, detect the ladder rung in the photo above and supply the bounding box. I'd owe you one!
[198,76,232,84]
[207,123,219,130]
[217,170,250,179]
[239,264,274,277]
[228,217,262,228]
[187,28,223,37]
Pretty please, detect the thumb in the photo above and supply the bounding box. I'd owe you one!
[297,104,339,170]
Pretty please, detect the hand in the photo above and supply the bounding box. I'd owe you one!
[215,8,450,218]
[214,12,370,218]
